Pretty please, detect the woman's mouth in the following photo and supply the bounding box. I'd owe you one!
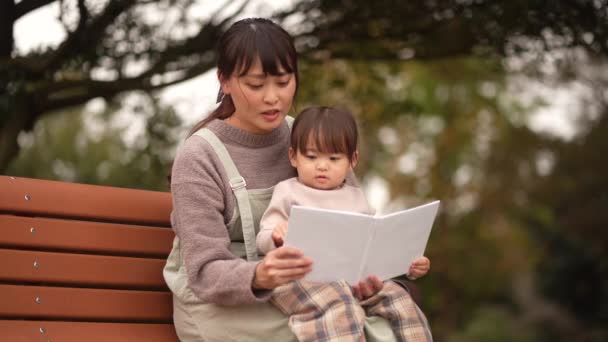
[261,110,280,122]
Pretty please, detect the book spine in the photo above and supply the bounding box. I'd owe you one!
[357,217,377,281]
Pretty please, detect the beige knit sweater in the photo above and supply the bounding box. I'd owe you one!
[169,119,296,305]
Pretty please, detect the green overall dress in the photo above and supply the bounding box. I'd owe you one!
[163,119,397,342]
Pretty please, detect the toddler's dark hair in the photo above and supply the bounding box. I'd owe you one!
[290,106,358,163]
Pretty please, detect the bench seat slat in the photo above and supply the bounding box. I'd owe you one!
[0,215,174,257]
[0,320,178,342]
[0,176,171,226]
[0,249,167,289]
[0,285,172,321]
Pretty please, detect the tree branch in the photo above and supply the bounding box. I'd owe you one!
[272,0,319,22]
[44,0,138,72]
[0,0,16,59]
[13,0,56,21]
[216,0,251,28]
[140,0,249,79]
[77,0,89,31]
[41,62,214,113]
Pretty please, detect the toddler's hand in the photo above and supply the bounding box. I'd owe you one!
[272,221,288,247]
[407,256,430,280]
[352,275,383,301]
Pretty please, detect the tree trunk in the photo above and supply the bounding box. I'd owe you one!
[0,0,17,173]
[0,104,34,173]
[0,0,14,58]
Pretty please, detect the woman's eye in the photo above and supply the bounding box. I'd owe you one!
[247,84,263,90]
[277,80,291,87]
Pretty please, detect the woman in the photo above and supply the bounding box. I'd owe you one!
[163,17,430,342]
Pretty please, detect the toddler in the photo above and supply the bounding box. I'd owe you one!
[257,106,433,342]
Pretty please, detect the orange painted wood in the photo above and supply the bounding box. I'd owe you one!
[0,249,167,289]
[0,320,178,342]
[0,215,174,257]
[0,176,172,226]
[0,285,172,321]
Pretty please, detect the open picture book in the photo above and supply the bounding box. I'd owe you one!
[284,200,440,285]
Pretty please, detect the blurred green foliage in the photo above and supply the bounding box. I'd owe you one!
[7,92,180,191]
[296,56,608,340]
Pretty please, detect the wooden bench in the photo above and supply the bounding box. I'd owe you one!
[0,175,178,341]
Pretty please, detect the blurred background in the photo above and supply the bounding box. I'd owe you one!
[2,1,607,340]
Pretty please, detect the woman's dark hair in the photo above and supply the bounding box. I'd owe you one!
[290,106,359,163]
[168,18,299,188]
[189,18,299,136]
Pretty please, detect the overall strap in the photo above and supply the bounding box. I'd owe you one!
[193,128,259,262]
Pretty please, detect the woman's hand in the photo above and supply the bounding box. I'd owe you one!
[271,221,288,247]
[253,246,313,290]
[352,275,383,301]
[408,256,431,280]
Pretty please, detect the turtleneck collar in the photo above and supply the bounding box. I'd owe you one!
[206,118,289,148]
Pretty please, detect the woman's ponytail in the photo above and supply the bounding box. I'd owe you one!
[167,95,234,189]
[188,95,235,137]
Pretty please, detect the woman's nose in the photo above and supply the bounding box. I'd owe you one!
[263,86,279,104]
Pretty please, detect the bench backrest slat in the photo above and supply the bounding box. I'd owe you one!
[0,249,167,289]
[0,176,172,226]
[0,284,172,321]
[0,320,178,342]
[0,215,174,257]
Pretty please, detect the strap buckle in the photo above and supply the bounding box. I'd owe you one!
[229,177,247,191]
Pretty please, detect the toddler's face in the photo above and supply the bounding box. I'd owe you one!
[289,143,355,190]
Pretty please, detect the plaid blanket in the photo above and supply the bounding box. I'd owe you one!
[271,280,433,342]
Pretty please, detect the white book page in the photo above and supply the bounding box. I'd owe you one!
[361,201,440,281]
[285,206,372,284]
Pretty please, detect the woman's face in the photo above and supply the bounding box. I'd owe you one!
[221,58,296,134]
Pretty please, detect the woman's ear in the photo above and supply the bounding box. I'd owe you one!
[289,147,298,168]
[350,151,359,169]
[218,71,230,95]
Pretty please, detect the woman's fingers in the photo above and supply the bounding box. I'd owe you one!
[253,246,314,289]
[264,259,313,277]
[272,245,302,258]
[273,265,313,281]
[268,247,313,267]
